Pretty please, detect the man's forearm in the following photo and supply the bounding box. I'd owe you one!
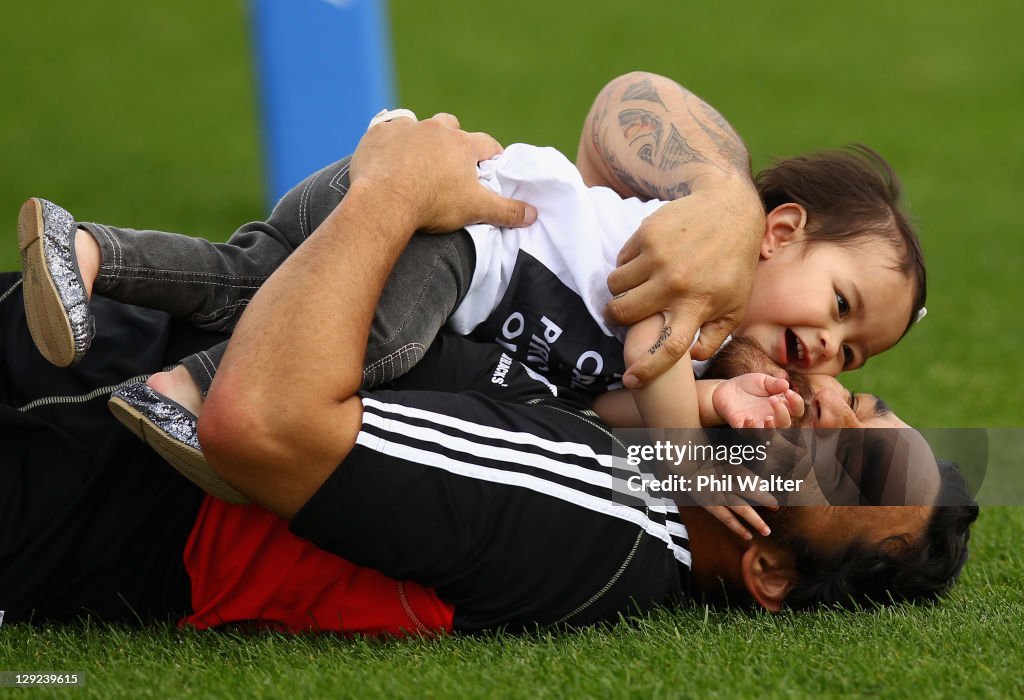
[216,178,413,403]
[199,179,417,515]
[577,71,752,201]
[198,115,532,517]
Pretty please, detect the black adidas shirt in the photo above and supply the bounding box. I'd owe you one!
[290,333,692,633]
[0,271,691,630]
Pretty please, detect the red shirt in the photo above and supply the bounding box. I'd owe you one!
[182,496,454,637]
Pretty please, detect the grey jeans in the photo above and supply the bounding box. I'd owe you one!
[80,156,475,393]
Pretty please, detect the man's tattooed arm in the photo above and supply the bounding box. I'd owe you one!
[578,72,765,377]
[577,71,752,201]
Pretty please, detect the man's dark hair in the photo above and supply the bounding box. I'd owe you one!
[780,459,978,610]
[756,145,926,338]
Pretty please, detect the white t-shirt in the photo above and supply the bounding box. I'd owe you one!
[449,144,667,392]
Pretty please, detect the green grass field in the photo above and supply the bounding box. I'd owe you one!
[1,1,1022,697]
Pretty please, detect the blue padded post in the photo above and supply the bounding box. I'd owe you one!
[251,0,396,207]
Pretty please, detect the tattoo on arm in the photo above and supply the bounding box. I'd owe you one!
[618,110,709,172]
[649,325,672,354]
[690,104,750,173]
[621,76,668,110]
[594,101,690,199]
[657,124,710,171]
[618,109,664,165]
[605,149,693,200]
[588,73,750,200]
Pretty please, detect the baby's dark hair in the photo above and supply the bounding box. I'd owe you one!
[756,145,926,338]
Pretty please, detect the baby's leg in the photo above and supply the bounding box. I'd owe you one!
[169,225,476,397]
[146,364,204,416]
[362,230,475,387]
[150,232,473,407]
[81,156,354,333]
[177,342,226,398]
[124,225,474,501]
[117,356,245,504]
[29,151,473,387]
[21,158,353,367]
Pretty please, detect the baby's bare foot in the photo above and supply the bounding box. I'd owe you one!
[147,365,204,416]
[74,228,100,299]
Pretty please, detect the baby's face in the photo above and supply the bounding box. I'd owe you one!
[735,238,913,376]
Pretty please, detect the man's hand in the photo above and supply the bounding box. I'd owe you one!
[578,71,765,386]
[606,184,765,387]
[350,113,537,233]
[712,373,804,429]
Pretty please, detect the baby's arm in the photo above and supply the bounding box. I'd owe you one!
[622,314,701,427]
[621,317,802,430]
[594,374,801,430]
[623,317,801,539]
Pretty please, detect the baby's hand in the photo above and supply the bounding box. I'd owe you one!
[703,494,778,540]
[690,448,781,540]
[712,373,805,429]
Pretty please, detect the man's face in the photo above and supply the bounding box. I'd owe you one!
[770,375,940,507]
[701,338,965,608]
[765,375,940,555]
[705,336,940,507]
[804,373,910,429]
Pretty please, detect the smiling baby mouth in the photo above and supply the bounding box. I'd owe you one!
[785,329,807,366]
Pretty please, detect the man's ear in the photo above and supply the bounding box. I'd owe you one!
[761,203,808,259]
[741,541,799,612]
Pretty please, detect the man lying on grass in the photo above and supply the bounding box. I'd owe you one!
[198,113,978,627]
[0,115,976,632]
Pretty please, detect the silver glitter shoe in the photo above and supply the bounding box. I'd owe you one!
[108,383,250,504]
[18,198,95,367]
